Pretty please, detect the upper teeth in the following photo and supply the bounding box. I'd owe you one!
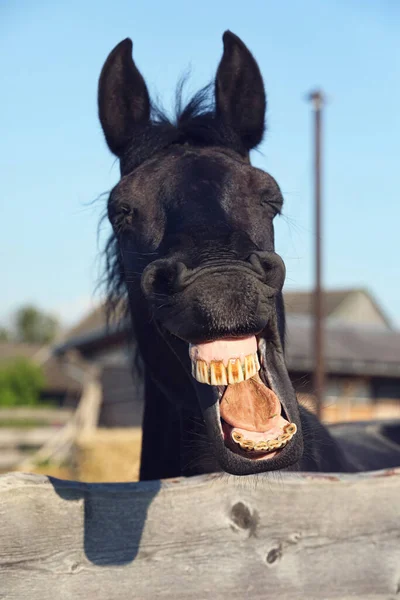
[191,353,260,385]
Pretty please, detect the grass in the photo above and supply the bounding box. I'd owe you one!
[0,418,51,428]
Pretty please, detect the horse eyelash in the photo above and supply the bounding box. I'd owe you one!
[261,198,282,216]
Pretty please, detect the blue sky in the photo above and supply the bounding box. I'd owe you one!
[1,0,399,328]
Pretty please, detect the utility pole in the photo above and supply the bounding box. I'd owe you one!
[308,90,325,421]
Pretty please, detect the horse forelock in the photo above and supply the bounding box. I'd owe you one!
[119,81,249,176]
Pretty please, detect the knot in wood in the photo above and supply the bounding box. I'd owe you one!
[266,545,282,565]
[230,502,258,536]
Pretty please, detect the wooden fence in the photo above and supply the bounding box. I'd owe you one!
[0,408,73,472]
[0,469,399,600]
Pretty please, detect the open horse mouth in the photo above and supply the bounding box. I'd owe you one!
[186,325,303,474]
[190,336,297,460]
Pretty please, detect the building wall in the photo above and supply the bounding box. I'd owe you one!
[372,378,400,401]
[291,372,372,402]
[99,365,144,427]
[292,369,400,423]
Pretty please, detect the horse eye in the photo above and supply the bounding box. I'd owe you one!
[120,203,138,225]
[120,203,132,215]
[109,202,136,230]
[261,193,282,216]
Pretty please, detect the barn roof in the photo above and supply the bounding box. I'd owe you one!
[283,288,392,328]
[285,315,400,377]
[66,306,109,340]
[57,309,400,379]
[284,289,350,318]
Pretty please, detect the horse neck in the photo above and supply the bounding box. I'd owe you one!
[139,371,181,481]
[139,370,219,480]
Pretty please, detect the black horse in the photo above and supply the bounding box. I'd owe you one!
[98,32,398,480]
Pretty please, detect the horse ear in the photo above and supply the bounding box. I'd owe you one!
[215,31,266,151]
[98,39,150,157]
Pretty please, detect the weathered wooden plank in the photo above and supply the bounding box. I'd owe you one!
[0,450,28,471]
[0,469,399,600]
[0,407,73,424]
[0,427,61,448]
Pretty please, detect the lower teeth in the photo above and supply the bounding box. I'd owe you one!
[232,422,297,453]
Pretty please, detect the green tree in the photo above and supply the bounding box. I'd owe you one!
[0,327,9,341]
[0,358,45,406]
[15,305,59,344]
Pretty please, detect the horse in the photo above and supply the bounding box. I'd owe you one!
[97,32,394,481]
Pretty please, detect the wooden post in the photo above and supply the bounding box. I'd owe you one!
[309,90,325,420]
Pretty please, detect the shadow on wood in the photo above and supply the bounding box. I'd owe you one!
[50,476,161,565]
[0,470,400,599]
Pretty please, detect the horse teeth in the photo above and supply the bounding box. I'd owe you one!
[195,360,210,384]
[210,361,228,386]
[267,439,280,450]
[227,358,244,384]
[239,439,255,451]
[190,352,259,385]
[232,431,244,443]
[231,427,295,455]
[243,354,258,379]
[254,441,269,452]
[283,423,297,436]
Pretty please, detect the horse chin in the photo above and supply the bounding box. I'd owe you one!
[191,328,304,475]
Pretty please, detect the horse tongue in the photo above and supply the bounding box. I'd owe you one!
[220,374,281,432]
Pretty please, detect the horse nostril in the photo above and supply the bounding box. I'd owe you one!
[248,251,286,291]
[141,261,173,297]
[141,260,188,297]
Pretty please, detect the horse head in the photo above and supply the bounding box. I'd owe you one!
[98,32,304,477]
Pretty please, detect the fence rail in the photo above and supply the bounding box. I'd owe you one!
[0,469,399,600]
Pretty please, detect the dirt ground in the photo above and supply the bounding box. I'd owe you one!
[74,427,142,482]
[21,428,143,483]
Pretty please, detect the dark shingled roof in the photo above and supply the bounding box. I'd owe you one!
[286,315,400,377]
[66,306,108,340]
